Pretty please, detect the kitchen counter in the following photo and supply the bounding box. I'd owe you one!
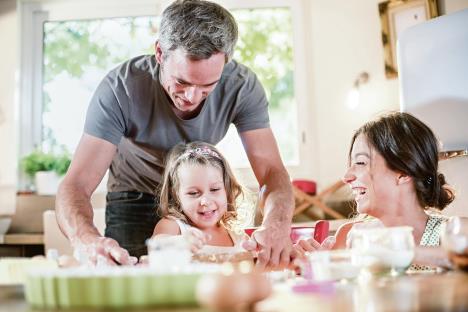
[1,234,43,245]
[0,234,43,257]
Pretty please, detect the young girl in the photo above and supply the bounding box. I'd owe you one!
[152,141,247,254]
[295,112,455,269]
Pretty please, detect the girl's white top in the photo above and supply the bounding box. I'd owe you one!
[174,218,247,254]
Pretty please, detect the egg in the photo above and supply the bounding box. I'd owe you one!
[196,262,271,311]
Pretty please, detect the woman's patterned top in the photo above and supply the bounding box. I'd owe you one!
[409,213,448,271]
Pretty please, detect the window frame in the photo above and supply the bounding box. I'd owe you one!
[18,0,313,188]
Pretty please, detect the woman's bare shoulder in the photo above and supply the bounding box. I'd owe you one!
[333,216,382,249]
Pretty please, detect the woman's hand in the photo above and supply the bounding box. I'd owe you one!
[293,236,336,258]
[414,246,453,269]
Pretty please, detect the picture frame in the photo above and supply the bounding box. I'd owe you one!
[378,0,438,78]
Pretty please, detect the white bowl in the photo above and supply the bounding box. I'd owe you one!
[305,250,362,281]
[350,226,415,273]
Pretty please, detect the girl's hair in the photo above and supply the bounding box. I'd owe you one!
[159,141,243,225]
[349,112,454,210]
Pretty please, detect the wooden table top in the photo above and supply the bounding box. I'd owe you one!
[1,271,467,311]
[259,271,468,312]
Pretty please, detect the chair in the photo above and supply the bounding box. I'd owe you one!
[292,179,346,219]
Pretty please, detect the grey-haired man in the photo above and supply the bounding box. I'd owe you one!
[56,0,294,268]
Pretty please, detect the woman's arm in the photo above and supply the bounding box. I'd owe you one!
[293,221,356,257]
[332,222,356,249]
[414,246,452,268]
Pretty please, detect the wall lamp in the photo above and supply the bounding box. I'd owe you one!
[347,72,369,110]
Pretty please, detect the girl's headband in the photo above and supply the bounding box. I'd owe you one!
[178,147,221,161]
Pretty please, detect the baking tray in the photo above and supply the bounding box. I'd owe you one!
[25,267,202,309]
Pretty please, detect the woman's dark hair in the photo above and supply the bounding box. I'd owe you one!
[349,112,454,210]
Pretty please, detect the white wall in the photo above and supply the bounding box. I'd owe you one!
[0,0,18,214]
[304,0,468,191]
[442,0,468,12]
[305,0,400,189]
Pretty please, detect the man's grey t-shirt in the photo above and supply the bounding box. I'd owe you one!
[84,55,269,194]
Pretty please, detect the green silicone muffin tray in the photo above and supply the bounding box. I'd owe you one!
[25,267,202,309]
[0,258,58,285]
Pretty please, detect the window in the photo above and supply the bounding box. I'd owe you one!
[218,7,298,167]
[20,0,309,186]
[42,16,160,152]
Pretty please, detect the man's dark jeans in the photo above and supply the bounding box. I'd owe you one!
[105,191,160,258]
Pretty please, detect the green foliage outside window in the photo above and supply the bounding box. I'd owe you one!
[41,8,296,162]
[20,150,71,177]
[232,8,294,109]
[43,23,111,83]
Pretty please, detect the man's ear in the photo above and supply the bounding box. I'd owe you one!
[397,174,412,185]
[155,41,163,64]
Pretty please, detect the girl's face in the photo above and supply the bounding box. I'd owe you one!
[177,163,228,229]
[343,134,400,217]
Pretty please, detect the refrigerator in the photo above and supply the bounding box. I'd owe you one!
[398,8,468,217]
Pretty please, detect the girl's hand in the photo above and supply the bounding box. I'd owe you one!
[293,236,336,258]
[184,228,209,253]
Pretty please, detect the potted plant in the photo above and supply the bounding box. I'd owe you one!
[21,150,71,195]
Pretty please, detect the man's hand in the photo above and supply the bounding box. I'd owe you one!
[238,129,295,269]
[55,134,127,266]
[242,223,293,269]
[72,235,137,266]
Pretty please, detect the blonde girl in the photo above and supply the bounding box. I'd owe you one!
[152,141,246,252]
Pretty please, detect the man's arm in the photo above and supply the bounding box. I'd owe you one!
[55,133,135,265]
[239,128,294,268]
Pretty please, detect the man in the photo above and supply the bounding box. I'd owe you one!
[56,0,294,268]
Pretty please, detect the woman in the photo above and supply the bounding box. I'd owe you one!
[296,112,455,269]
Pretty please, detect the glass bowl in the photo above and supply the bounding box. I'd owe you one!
[349,226,415,275]
[441,216,468,271]
[302,250,362,281]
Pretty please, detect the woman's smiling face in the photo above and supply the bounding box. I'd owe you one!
[343,134,400,217]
